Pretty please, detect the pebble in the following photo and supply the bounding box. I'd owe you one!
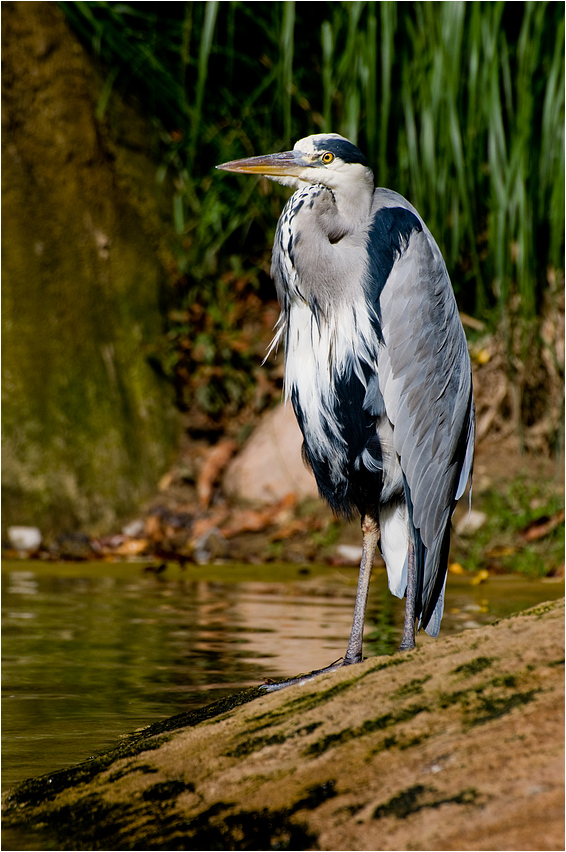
[7,526,42,552]
[336,544,363,563]
[456,510,487,535]
[193,527,229,564]
[122,519,145,538]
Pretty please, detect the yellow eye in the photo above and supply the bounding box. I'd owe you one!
[321,152,334,164]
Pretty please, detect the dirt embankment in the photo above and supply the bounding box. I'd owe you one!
[3,598,564,851]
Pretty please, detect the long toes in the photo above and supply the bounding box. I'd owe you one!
[260,659,345,692]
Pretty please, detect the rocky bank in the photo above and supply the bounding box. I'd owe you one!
[2,598,564,851]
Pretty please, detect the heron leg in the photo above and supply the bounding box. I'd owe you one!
[260,514,380,692]
[399,538,416,651]
[343,514,380,665]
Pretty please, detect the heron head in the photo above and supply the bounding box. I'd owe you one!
[216,134,374,195]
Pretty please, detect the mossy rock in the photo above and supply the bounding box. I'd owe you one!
[3,599,564,851]
[1,2,179,536]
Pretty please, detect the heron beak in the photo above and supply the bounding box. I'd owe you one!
[216,150,309,177]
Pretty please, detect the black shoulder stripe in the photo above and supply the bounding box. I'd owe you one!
[366,207,422,304]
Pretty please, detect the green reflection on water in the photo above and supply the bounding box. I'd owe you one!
[2,560,357,790]
[2,559,563,792]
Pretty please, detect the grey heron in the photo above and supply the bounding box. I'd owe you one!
[217,134,474,689]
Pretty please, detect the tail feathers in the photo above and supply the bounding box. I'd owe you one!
[380,498,450,637]
[380,501,408,598]
[419,518,451,633]
[422,574,447,637]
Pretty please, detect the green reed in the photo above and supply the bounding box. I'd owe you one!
[60,1,564,379]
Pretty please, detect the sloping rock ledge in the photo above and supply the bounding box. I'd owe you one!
[3,599,564,851]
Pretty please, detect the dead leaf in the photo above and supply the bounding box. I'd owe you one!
[486,546,518,558]
[521,510,565,542]
[460,313,485,331]
[158,470,175,491]
[145,515,164,540]
[114,539,149,556]
[197,440,238,508]
[220,509,271,538]
[476,379,507,440]
[269,519,310,541]
[220,494,297,539]
[190,511,230,546]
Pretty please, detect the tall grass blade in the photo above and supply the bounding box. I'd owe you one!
[280,1,295,146]
[59,0,564,408]
[321,19,333,133]
[190,0,218,161]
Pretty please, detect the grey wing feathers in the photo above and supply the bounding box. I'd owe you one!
[378,222,474,628]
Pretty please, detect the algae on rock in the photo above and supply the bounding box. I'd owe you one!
[1,1,179,536]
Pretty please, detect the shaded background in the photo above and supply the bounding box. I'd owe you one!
[2,0,564,544]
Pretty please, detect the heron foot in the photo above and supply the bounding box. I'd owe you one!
[259,657,354,692]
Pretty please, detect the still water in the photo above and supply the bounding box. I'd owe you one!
[2,558,563,792]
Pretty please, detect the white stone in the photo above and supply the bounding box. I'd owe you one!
[122,519,145,538]
[223,403,319,504]
[456,510,487,535]
[336,545,363,563]
[7,526,42,552]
